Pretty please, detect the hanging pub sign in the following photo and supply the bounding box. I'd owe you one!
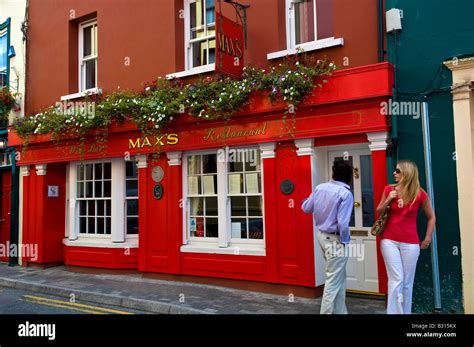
[215,11,244,79]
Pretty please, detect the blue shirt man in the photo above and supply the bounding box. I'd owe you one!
[302,159,354,314]
[302,180,354,245]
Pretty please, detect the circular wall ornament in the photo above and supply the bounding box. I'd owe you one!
[280,179,294,195]
[152,166,164,183]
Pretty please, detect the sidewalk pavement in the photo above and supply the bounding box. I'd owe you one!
[0,263,386,314]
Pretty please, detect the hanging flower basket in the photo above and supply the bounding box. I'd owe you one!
[0,88,16,127]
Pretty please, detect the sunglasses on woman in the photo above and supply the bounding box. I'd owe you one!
[394,168,401,174]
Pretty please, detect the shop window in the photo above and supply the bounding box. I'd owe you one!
[79,20,98,92]
[187,153,218,238]
[184,149,264,249]
[68,158,139,243]
[185,0,216,69]
[126,160,139,235]
[77,162,112,235]
[228,151,263,240]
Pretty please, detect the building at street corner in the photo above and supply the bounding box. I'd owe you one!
[385,0,471,313]
[8,0,395,297]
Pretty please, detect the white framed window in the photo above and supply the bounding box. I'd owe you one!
[79,20,98,92]
[186,152,219,240]
[77,161,112,236]
[182,148,265,255]
[227,149,264,243]
[66,157,139,245]
[268,0,342,60]
[185,0,216,70]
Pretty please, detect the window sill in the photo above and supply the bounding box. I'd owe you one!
[60,88,103,101]
[181,244,265,256]
[166,64,215,79]
[63,238,138,249]
[267,37,344,60]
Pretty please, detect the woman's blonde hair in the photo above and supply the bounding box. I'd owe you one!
[395,160,421,206]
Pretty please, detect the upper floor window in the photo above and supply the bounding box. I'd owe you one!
[268,0,339,59]
[185,0,216,69]
[79,20,98,92]
[287,0,333,48]
[0,27,8,87]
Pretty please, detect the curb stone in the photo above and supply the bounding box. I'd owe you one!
[0,277,211,315]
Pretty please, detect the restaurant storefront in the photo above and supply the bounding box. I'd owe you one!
[9,62,394,294]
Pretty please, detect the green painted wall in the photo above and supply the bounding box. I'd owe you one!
[386,0,474,313]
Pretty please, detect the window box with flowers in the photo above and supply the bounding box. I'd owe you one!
[11,54,337,153]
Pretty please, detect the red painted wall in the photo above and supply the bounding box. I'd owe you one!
[22,164,66,264]
[275,143,315,286]
[63,246,138,269]
[25,0,381,116]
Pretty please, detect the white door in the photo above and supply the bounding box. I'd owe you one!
[328,149,379,293]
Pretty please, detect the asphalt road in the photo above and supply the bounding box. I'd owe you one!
[0,287,149,314]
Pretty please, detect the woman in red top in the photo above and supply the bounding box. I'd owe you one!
[376,160,436,314]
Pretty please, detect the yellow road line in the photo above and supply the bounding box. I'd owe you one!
[20,298,106,314]
[22,295,133,315]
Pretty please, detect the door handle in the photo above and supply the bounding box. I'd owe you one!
[354,202,361,208]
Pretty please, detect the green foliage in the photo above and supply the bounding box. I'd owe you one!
[13,53,336,150]
[0,88,17,126]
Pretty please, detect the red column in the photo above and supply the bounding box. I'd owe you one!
[34,165,47,264]
[368,132,390,294]
[165,152,182,274]
[273,140,316,287]
[260,143,278,283]
[294,140,316,286]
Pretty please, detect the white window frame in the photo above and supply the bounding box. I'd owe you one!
[267,0,343,60]
[182,149,222,246]
[226,146,265,248]
[66,158,138,247]
[288,0,318,49]
[78,19,98,93]
[181,148,265,256]
[75,160,113,238]
[167,0,216,79]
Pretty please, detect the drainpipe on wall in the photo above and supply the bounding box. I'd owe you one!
[377,0,385,63]
[421,101,442,312]
[383,4,398,180]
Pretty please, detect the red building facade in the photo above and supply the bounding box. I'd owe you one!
[9,0,393,295]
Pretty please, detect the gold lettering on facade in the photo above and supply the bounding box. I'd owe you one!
[203,122,267,141]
